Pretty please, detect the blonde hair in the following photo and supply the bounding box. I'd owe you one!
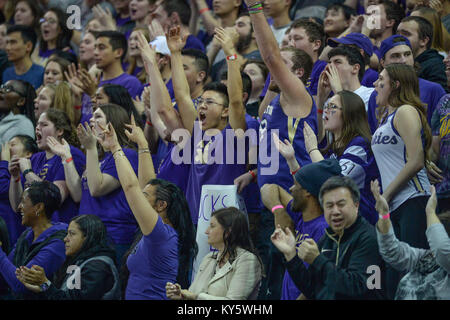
[46,82,77,127]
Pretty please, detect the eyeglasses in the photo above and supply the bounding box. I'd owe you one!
[197,97,225,108]
[39,18,57,25]
[0,84,25,96]
[324,103,342,111]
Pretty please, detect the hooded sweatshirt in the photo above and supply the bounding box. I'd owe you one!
[416,49,448,92]
[0,222,67,294]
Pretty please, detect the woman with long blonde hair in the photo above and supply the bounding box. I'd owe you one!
[125,27,150,84]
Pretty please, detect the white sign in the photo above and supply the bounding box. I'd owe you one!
[191,185,247,281]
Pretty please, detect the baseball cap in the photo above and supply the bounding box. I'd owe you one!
[379,35,412,60]
[150,35,171,56]
[328,32,373,57]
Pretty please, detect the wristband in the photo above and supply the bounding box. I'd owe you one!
[146,120,153,127]
[63,157,73,164]
[308,148,318,155]
[248,170,256,182]
[74,105,81,110]
[271,205,284,213]
[226,54,237,61]
[379,212,390,220]
[23,168,33,178]
[14,176,21,183]
[112,148,123,156]
[317,109,323,114]
[199,7,210,14]
[291,168,299,175]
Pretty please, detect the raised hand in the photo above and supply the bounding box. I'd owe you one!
[77,68,100,98]
[325,64,343,94]
[148,19,165,40]
[97,122,121,153]
[166,26,187,54]
[214,27,237,57]
[136,31,157,65]
[77,122,98,150]
[64,63,84,98]
[272,132,295,162]
[303,122,318,154]
[124,114,147,148]
[370,179,389,216]
[271,225,297,261]
[47,136,72,160]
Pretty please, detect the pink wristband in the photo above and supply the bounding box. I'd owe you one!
[271,205,284,213]
[381,212,390,220]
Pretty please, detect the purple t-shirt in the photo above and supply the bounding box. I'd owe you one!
[0,161,24,245]
[29,146,86,224]
[361,68,379,88]
[307,60,328,96]
[281,200,328,300]
[185,122,249,224]
[79,148,139,245]
[99,73,144,99]
[258,94,318,191]
[156,142,191,195]
[367,77,446,133]
[125,216,178,300]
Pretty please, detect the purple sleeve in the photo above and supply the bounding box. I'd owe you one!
[0,161,10,194]
[102,149,138,180]
[0,239,66,293]
[51,159,65,182]
[144,216,174,244]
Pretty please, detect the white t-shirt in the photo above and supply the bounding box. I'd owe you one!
[270,24,291,46]
[353,85,375,111]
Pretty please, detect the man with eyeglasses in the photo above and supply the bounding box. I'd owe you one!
[2,25,44,90]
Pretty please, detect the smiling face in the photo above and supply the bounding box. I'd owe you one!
[35,112,61,150]
[14,1,35,27]
[34,87,54,119]
[64,221,86,257]
[40,11,60,43]
[44,61,63,85]
[205,216,225,249]
[322,187,359,235]
[324,8,349,37]
[80,32,96,63]
[374,69,392,107]
[197,90,228,130]
[17,190,38,227]
[323,94,344,134]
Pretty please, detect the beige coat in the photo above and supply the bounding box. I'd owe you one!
[189,247,262,300]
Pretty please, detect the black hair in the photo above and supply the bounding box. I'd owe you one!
[120,179,198,294]
[10,80,36,126]
[326,3,357,20]
[51,50,78,65]
[26,181,61,220]
[0,216,10,255]
[220,71,252,104]
[96,30,128,60]
[203,82,229,107]
[211,207,263,274]
[6,24,37,53]
[53,214,116,288]
[381,0,405,33]
[328,46,366,82]
[318,176,360,208]
[181,48,209,83]
[13,134,39,154]
[400,16,434,50]
[40,7,73,53]
[101,84,144,128]
[162,0,191,26]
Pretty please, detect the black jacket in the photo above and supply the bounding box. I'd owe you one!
[416,49,448,92]
[285,216,386,300]
[38,246,120,300]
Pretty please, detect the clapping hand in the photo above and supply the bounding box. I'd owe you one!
[303,122,318,154]
[214,27,237,57]
[97,122,121,153]
[271,225,297,261]
[77,122,98,150]
[136,31,157,66]
[124,114,147,148]
[370,179,389,216]
[272,133,295,162]
[47,137,72,161]
[148,19,165,40]
[166,282,183,300]
[16,265,48,293]
[92,5,116,31]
